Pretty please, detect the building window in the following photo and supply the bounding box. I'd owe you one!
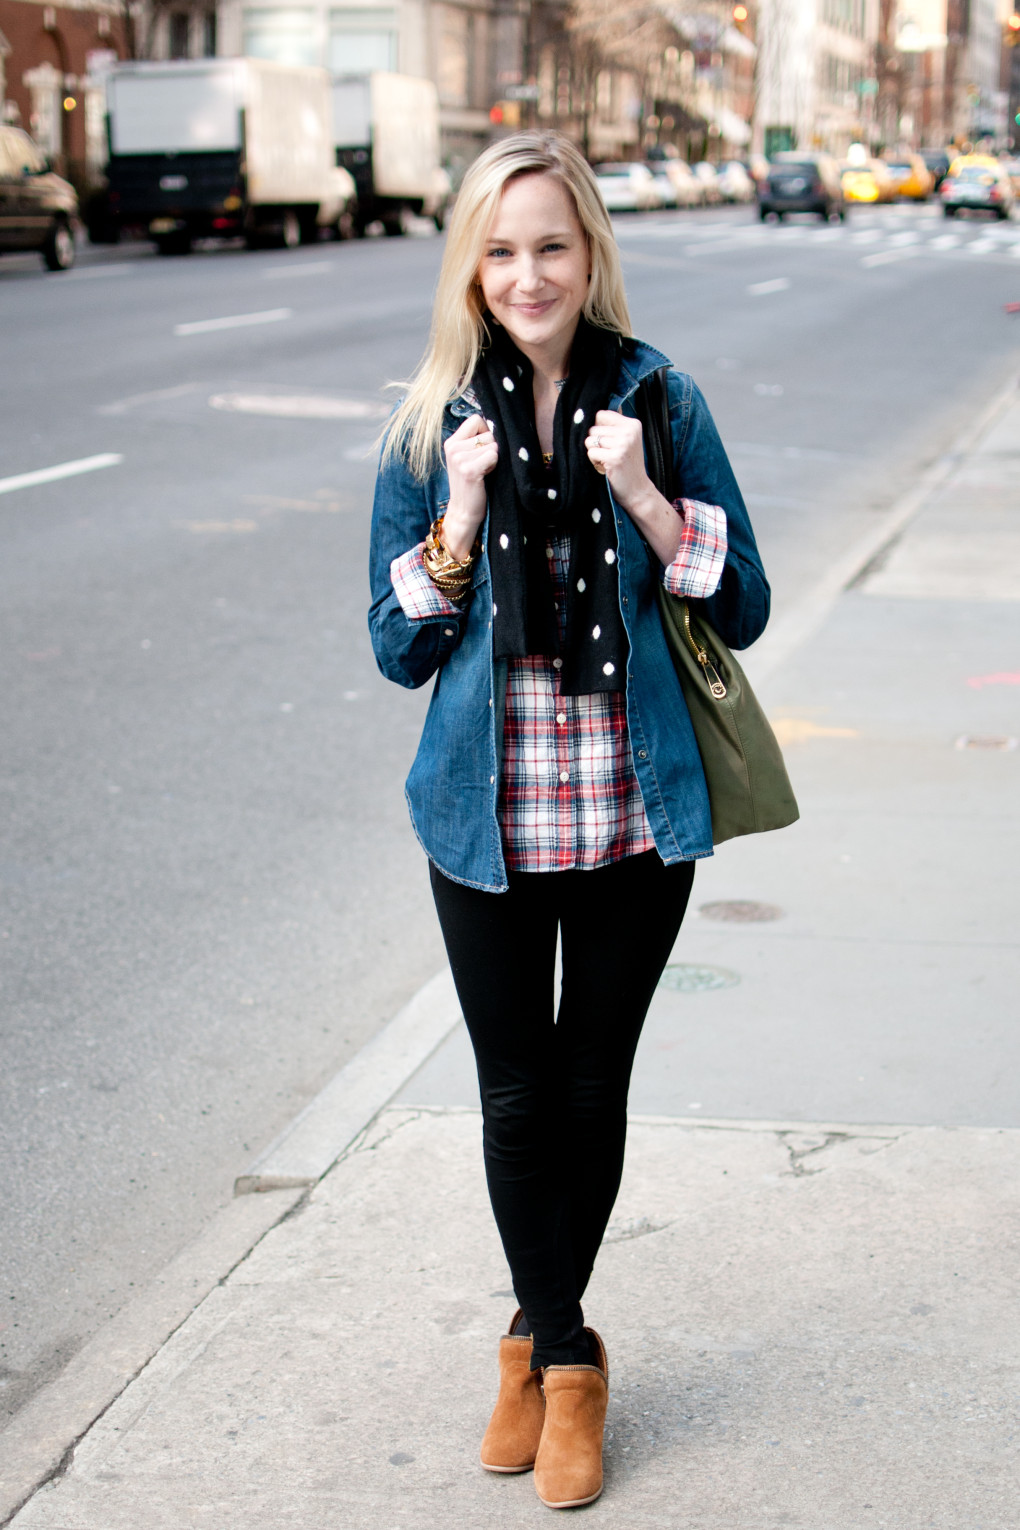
[203,10,217,56]
[436,5,469,107]
[169,12,191,59]
[329,8,398,74]
[242,8,318,67]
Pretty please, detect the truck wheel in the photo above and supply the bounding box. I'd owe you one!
[155,232,193,255]
[42,220,76,271]
[382,212,405,237]
[433,202,447,233]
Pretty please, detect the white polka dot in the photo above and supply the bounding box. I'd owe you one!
[576,578,586,593]
[603,662,615,676]
[604,548,616,564]
[502,376,514,391]
[591,508,601,523]
[547,489,557,500]
[592,624,601,640]
[573,408,585,424]
[559,771,570,783]
[499,533,509,549]
[518,447,529,462]
[552,657,563,670]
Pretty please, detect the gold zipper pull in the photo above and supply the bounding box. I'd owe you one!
[699,651,727,699]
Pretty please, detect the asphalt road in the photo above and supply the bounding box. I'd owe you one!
[1,202,1019,1426]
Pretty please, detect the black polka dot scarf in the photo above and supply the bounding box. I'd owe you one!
[470,318,629,697]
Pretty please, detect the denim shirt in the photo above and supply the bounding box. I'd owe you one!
[368,339,770,892]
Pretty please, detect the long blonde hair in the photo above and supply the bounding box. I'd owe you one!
[382,131,633,479]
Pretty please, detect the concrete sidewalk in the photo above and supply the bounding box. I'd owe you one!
[2,385,1018,1528]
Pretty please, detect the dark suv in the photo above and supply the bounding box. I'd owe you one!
[0,126,79,270]
[758,153,846,221]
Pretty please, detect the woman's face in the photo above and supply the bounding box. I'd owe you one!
[477,172,590,363]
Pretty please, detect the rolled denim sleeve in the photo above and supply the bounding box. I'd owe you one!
[391,544,466,620]
[662,498,727,600]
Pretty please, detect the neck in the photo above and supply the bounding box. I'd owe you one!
[512,315,580,386]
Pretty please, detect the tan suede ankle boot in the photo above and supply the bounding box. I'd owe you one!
[480,1308,545,1473]
[533,1328,608,1509]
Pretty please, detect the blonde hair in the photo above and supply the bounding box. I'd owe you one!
[382,131,633,479]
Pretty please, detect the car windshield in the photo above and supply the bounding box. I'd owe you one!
[955,167,995,183]
[772,162,814,175]
[885,162,911,173]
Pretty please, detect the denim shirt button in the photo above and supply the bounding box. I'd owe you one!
[638,749,648,759]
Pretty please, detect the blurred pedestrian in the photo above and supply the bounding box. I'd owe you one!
[368,131,768,1508]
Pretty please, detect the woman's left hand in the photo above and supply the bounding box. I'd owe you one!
[585,409,685,566]
[584,410,653,512]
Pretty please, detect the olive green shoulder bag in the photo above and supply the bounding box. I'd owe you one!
[635,369,799,845]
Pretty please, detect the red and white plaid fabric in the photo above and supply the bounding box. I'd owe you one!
[390,498,727,872]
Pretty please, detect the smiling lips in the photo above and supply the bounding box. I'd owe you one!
[513,299,556,316]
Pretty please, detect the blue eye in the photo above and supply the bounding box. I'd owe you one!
[487,247,511,258]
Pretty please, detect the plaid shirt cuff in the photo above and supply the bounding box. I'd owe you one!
[390,544,464,620]
[662,499,728,600]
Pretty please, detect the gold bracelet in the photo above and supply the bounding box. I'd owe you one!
[423,516,479,590]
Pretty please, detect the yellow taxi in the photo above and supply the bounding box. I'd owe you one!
[841,159,896,203]
[882,154,935,201]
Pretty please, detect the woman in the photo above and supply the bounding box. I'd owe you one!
[369,132,768,1509]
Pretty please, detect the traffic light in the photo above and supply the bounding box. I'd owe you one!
[1005,12,1020,44]
[489,101,521,127]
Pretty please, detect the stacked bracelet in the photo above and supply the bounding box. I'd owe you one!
[423,516,479,602]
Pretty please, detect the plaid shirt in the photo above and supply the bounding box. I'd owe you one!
[391,498,727,872]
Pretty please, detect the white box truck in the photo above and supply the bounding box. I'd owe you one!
[333,72,449,236]
[100,58,347,253]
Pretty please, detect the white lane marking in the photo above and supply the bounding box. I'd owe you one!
[174,308,292,336]
[97,382,200,415]
[209,392,390,420]
[262,261,336,279]
[888,231,921,246]
[965,238,997,254]
[1011,244,1020,258]
[928,233,960,248]
[0,453,123,497]
[861,246,922,267]
[851,229,883,243]
[66,263,137,280]
[747,277,791,295]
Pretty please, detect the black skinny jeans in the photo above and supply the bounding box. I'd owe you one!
[430,850,695,1370]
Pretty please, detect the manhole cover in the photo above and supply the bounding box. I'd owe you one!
[698,900,784,923]
[954,735,1017,752]
[658,963,741,993]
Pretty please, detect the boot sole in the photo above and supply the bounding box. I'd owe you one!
[481,1460,535,1474]
[536,1484,603,1508]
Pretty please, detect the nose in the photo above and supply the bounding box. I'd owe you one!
[515,256,543,293]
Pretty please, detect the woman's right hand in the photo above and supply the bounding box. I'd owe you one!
[442,414,498,560]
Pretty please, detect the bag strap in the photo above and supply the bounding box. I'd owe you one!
[633,366,675,505]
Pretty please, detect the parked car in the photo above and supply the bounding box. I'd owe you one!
[882,154,934,201]
[940,157,1014,219]
[660,160,705,207]
[759,153,846,220]
[592,162,662,212]
[0,125,78,270]
[716,160,756,203]
[645,164,678,207]
[841,159,896,204]
[692,162,723,203]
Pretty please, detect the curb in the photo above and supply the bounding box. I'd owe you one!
[233,965,462,1194]
[743,369,1018,684]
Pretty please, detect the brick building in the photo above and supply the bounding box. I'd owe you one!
[0,0,129,192]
